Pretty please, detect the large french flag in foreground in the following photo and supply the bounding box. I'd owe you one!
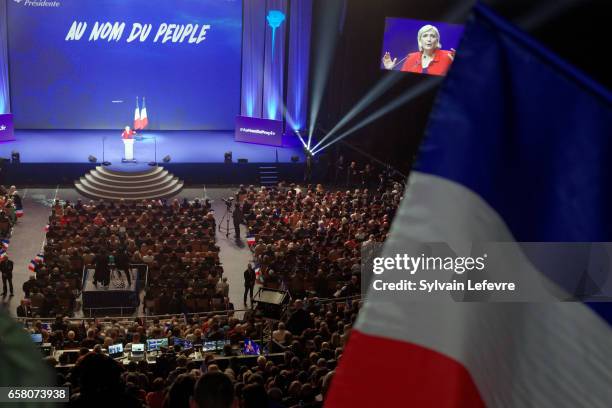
[327,3,612,407]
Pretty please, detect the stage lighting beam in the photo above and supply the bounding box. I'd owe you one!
[307,0,345,148]
[312,71,403,151]
[293,130,309,150]
[312,77,443,155]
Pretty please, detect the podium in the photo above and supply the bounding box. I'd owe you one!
[123,139,135,162]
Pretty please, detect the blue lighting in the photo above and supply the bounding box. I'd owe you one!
[246,96,254,117]
[267,10,286,59]
[267,98,278,120]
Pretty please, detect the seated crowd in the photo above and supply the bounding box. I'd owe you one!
[238,180,403,298]
[0,184,22,237]
[25,296,359,407]
[23,198,224,317]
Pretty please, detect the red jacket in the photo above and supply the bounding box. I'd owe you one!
[401,49,454,76]
[122,129,136,140]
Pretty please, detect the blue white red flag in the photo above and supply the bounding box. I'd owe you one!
[327,3,612,407]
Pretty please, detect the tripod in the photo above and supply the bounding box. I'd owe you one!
[218,203,233,238]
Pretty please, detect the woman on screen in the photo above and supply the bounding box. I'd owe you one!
[383,24,455,76]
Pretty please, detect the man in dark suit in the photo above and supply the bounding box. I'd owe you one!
[94,250,110,287]
[233,204,243,241]
[1,257,14,297]
[243,264,256,305]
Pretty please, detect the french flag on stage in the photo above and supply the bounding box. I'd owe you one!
[327,4,612,408]
[1,239,9,250]
[27,259,37,272]
[15,208,24,218]
[134,96,142,130]
[246,236,256,246]
[34,253,44,263]
[140,97,148,129]
[0,249,7,261]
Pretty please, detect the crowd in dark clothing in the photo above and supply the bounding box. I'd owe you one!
[0,184,21,237]
[24,198,227,317]
[235,181,403,298]
[26,296,360,408]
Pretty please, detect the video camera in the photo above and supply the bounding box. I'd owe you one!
[222,197,234,208]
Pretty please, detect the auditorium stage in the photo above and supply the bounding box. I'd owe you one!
[1,130,305,164]
[0,130,312,185]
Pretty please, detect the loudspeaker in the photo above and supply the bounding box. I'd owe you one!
[253,288,290,320]
[11,151,20,164]
[237,158,248,164]
[224,151,233,163]
[88,155,97,163]
[291,155,299,162]
[163,155,171,163]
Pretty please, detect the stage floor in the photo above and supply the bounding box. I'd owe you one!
[0,130,305,166]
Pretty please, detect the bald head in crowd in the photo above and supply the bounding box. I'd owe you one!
[191,372,234,408]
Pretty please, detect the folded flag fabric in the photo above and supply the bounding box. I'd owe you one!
[15,209,24,218]
[247,236,256,246]
[1,239,9,250]
[34,253,44,263]
[134,96,142,130]
[327,3,612,408]
[140,97,148,129]
[27,260,37,272]
[0,249,7,261]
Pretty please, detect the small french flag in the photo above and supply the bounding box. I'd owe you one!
[0,250,7,262]
[15,209,24,218]
[247,236,256,246]
[28,260,37,272]
[35,253,45,263]
[255,266,264,283]
[1,239,9,250]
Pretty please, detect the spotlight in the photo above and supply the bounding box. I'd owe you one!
[11,151,20,163]
[312,77,442,155]
[88,155,97,163]
[163,155,171,163]
[291,156,299,163]
[224,151,233,163]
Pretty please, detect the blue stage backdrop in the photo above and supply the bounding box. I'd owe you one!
[7,0,242,130]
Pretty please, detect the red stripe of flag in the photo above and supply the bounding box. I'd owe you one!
[326,330,485,408]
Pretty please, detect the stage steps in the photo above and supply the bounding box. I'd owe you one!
[75,166,184,200]
[258,165,279,186]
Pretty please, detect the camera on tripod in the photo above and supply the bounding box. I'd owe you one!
[222,197,234,209]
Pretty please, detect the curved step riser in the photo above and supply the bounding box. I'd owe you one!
[74,166,184,201]
[84,174,177,191]
[78,180,182,196]
[101,167,162,177]
[76,183,184,201]
[92,169,168,183]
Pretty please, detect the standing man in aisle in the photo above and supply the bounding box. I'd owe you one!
[1,256,14,297]
[243,264,256,306]
[233,203,243,242]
